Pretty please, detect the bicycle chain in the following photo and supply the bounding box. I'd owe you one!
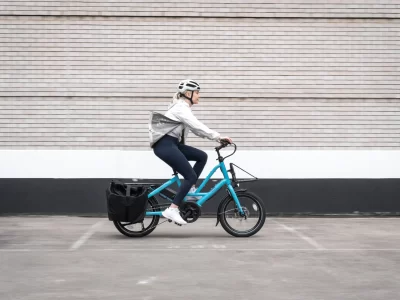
[143,203,182,231]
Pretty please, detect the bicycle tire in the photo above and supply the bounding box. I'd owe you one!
[219,191,266,237]
[113,196,160,238]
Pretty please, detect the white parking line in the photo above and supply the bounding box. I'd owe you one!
[0,249,62,252]
[272,219,326,250]
[96,248,400,251]
[137,277,157,285]
[2,248,400,252]
[69,220,105,251]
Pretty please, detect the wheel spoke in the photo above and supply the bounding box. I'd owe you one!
[121,222,134,227]
[220,192,266,237]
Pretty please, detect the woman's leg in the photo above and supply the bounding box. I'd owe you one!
[153,136,198,207]
[177,143,208,180]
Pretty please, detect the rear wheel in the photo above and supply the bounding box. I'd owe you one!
[113,196,160,237]
[219,191,266,237]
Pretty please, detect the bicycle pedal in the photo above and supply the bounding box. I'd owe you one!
[167,219,172,223]
[174,222,182,226]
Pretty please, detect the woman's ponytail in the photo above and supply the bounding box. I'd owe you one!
[171,92,181,104]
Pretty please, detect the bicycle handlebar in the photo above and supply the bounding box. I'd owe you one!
[215,141,230,151]
[215,140,237,160]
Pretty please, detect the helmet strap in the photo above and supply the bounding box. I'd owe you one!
[181,91,194,105]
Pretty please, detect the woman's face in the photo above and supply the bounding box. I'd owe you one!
[186,90,200,105]
[192,90,200,104]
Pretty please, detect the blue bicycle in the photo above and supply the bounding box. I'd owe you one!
[112,142,266,237]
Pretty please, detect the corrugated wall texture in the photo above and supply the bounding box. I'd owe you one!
[1,0,399,18]
[1,98,399,149]
[1,18,399,98]
[0,2,399,150]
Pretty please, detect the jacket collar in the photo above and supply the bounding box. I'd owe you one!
[177,99,192,109]
[179,99,190,108]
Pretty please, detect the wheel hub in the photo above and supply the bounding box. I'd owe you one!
[234,206,250,220]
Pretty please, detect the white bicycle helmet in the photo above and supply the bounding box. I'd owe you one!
[177,79,200,104]
[178,79,200,93]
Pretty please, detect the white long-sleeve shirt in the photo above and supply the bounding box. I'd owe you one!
[164,100,221,141]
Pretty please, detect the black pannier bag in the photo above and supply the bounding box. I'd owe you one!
[106,180,148,223]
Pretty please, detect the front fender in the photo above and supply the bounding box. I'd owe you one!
[215,188,247,227]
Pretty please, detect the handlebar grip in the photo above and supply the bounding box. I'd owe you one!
[215,140,232,151]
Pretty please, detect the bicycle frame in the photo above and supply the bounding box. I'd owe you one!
[145,160,245,216]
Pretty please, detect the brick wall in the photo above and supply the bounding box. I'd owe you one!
[1,1,399,18]
[0,2,399,150]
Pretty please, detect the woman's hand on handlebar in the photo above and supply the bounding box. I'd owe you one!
[219,136,233,144]
[215,136,235,152]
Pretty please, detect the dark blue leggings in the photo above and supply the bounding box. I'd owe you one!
[153,135,208,206]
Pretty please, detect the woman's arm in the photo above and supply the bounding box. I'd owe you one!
[173,104,221,141]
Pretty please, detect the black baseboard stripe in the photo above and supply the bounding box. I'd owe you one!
[1,178,399,216]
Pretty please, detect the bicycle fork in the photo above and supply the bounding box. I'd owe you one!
[215,185,247,227]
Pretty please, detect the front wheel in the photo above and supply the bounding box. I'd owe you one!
[219,191,266,237]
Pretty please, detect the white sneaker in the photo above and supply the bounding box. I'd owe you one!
[162,207,187,225]
[186,186,200,201]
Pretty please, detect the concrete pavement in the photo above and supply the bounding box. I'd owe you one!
[1,216,400,300]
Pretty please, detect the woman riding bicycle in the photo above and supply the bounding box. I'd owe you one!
[150,79,232,225]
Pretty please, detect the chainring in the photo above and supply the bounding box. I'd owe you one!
[179,202,202,223]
